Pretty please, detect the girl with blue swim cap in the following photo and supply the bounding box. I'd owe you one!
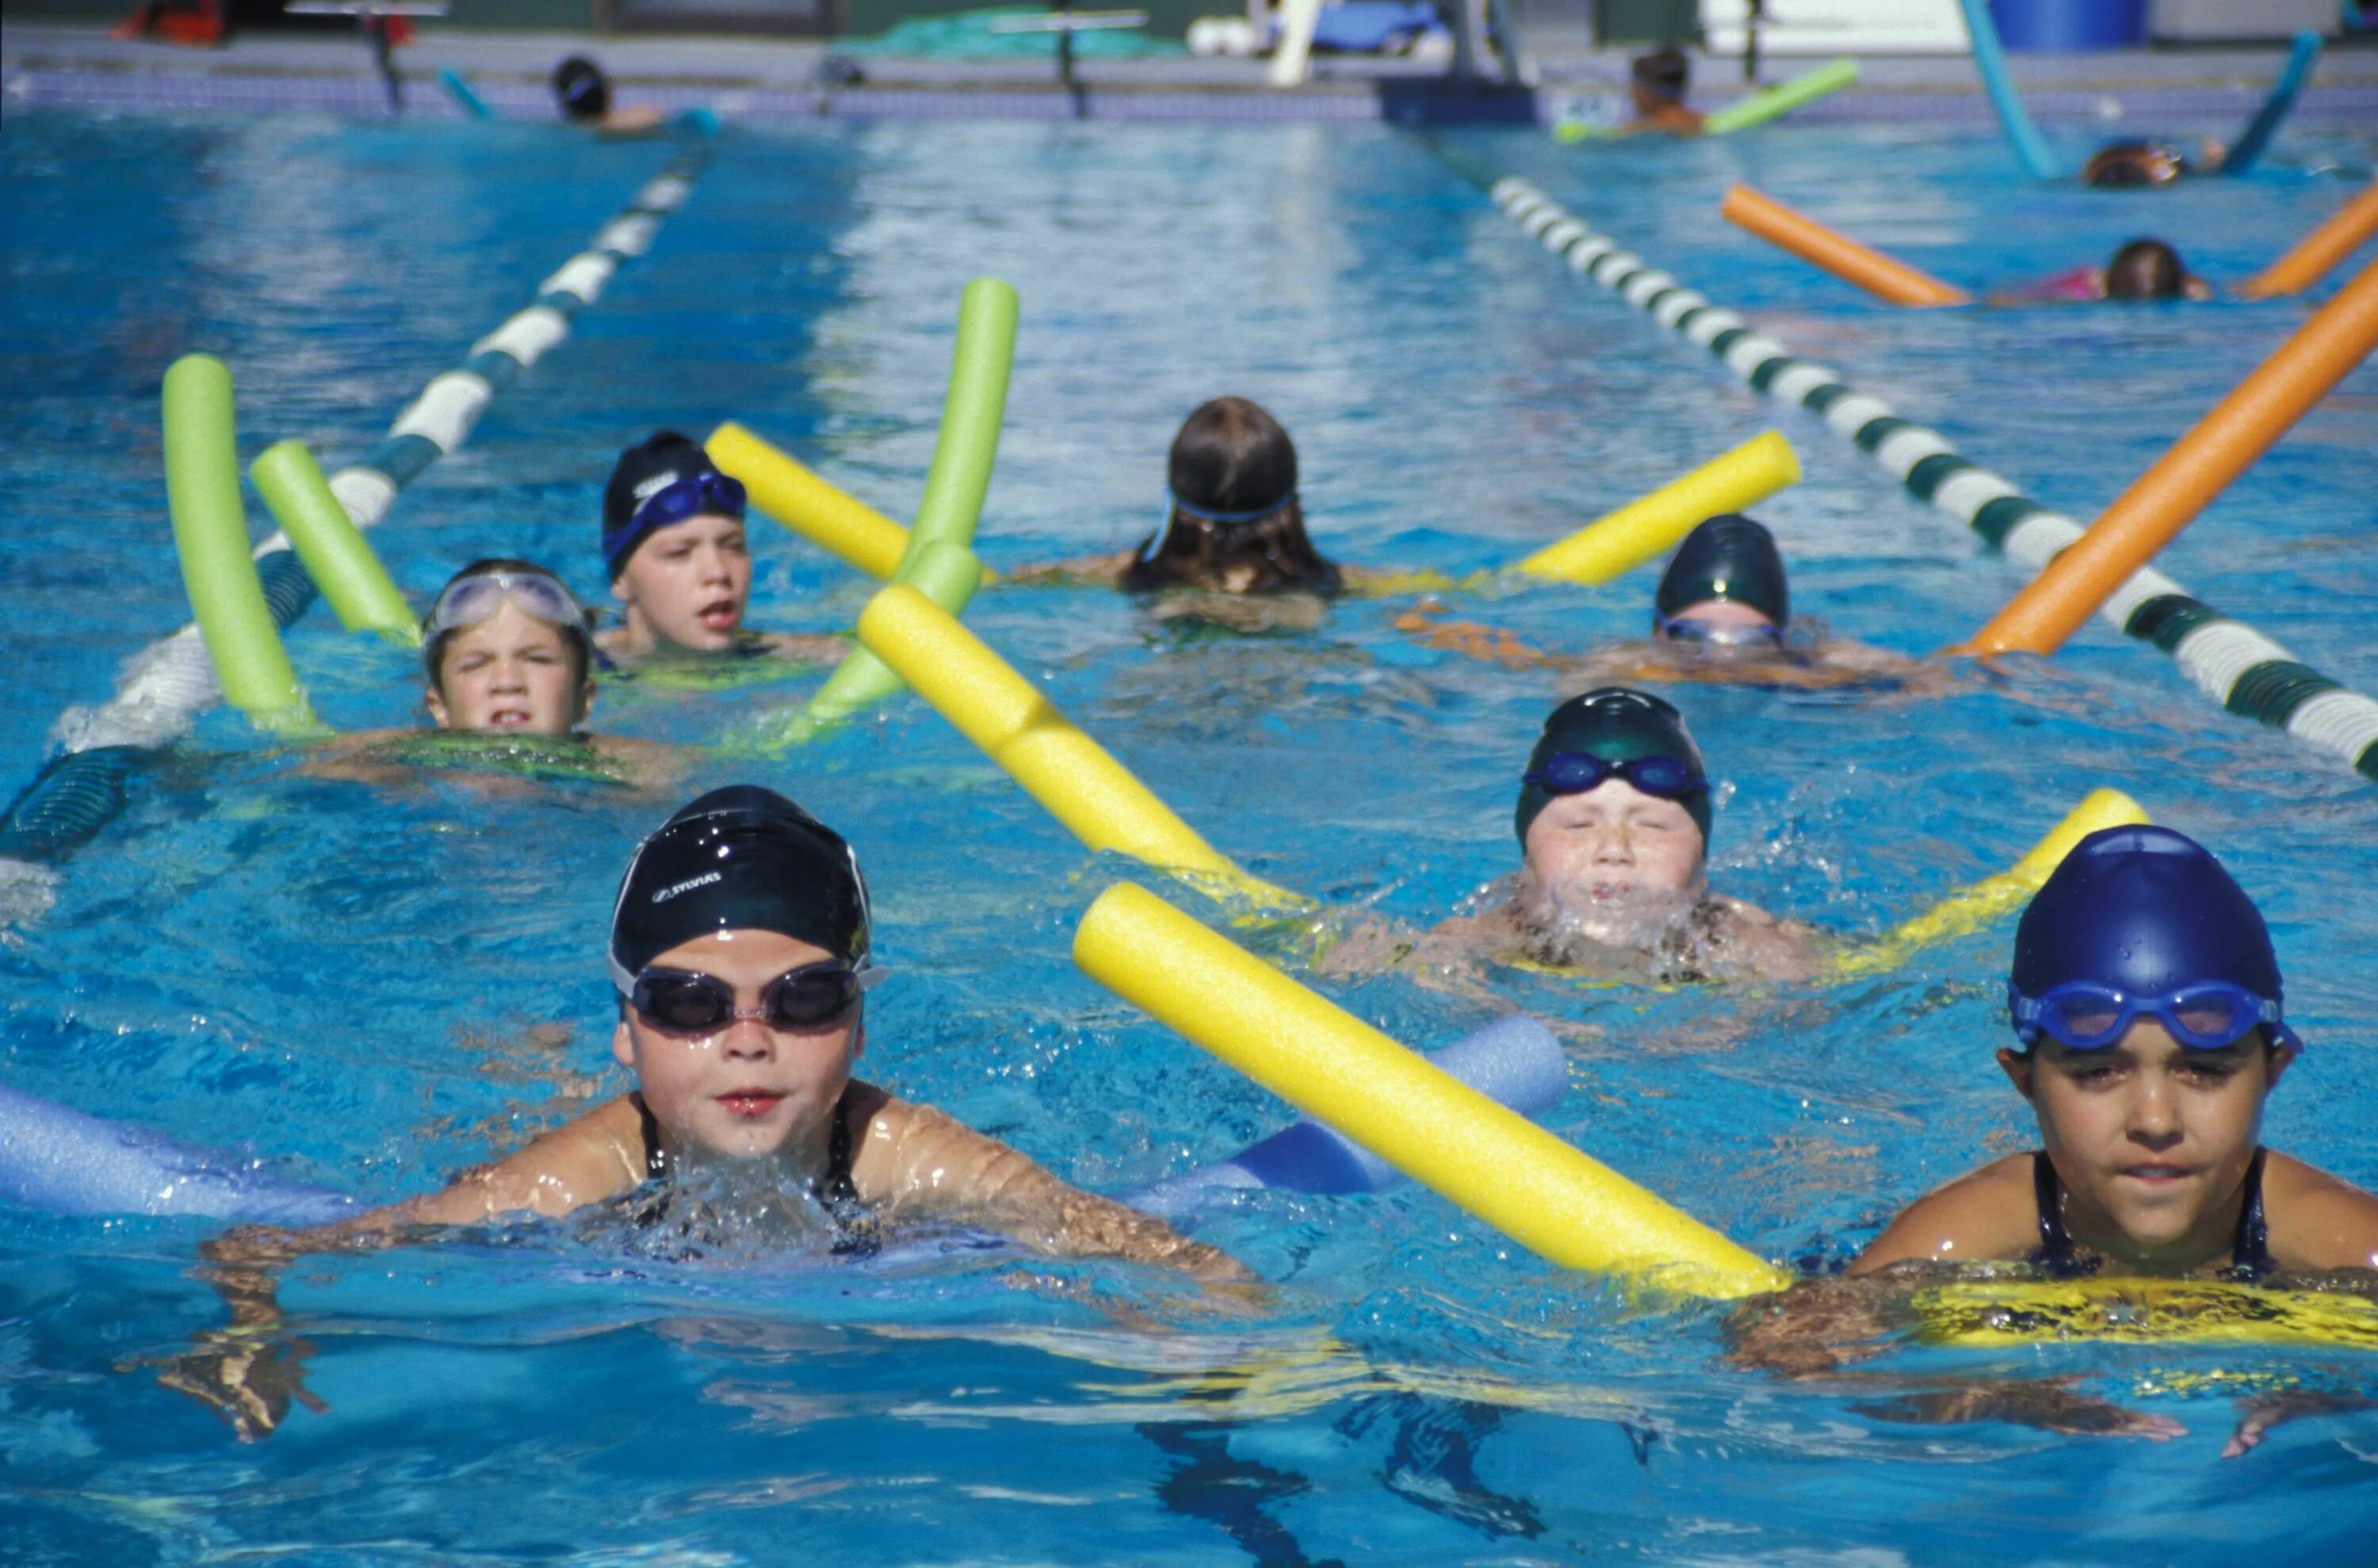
[1735,828,2378,1449]
[158,787,1243,1439]
[1853,825,2376,1287]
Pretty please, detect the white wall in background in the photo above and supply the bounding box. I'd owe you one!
[1701,0,1968,56]
[2152,0,2338,40]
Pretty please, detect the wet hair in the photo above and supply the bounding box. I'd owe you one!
[552,56,611,123]
[1122,396,1341,595]
[2104,238,2189,301]
[424,556,595,697]
[2082,143,2184,189]
[1631,47,1690,101]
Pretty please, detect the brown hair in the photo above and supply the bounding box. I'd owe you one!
[2105,238,2189,301]
[1122,396,1341,595]
[422,556,595,695]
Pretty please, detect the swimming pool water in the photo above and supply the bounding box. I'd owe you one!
[2,109,2376,1564]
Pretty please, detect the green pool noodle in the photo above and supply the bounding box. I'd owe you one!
[163,355,305,723]
[251,439,417,644]
[910,277,1019,556]
[804,541,984,725]
[1704,59,1858,136]
[788,277,1016,736]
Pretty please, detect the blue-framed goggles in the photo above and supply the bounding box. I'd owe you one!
[2009,980,2300,1054]
[1522,751,1707,802]
[1653,610,1784,648]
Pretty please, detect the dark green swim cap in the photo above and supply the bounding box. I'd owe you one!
[1515,687,1712,847]
[1654,514,1789,629]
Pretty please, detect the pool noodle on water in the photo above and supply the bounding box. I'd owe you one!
[1719,185,1970,308]
[798,279,1015,728]
[2220,32,2321,178]
[707,423,914,581]
[1953,0,2062,180]
[251,440,416,644]
[0,1022,1558,1235]
[163,355,312,731]
[438,69,495,121]
[2240,180,2378,301]
[1513,431,1799,583]
[1701,59,1858,137]
[854,582,1306,912]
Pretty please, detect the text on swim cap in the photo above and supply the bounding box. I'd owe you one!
[652,870,721,903]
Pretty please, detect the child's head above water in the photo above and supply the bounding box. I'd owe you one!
[609,786,876,1165]
[552,56,612,123]
[421,559,597,736]
[1515,688,1713,927]
[2082,142,2187,189]
[1654,514,1790,644]
[2102,237,2193,301]
[1124,396,1340,596]
[602,431,755,656]
[1630,46,1690,113]
[2001,826,2300,1260]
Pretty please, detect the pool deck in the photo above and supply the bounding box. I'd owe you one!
[5,21,2376,127]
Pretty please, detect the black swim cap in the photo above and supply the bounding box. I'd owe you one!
[2012,825,2284,1015]
[1515,687,1712,847]
[1654,514,1789,630]
[553,56,610,122]
[610,786,871,984]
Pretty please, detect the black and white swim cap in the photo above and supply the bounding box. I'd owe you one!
[610,786,871,983]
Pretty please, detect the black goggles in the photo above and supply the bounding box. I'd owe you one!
[621,960,877,1036]
[1523,751,1707,801]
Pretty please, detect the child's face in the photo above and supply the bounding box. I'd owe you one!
[613,927,859,1166]
[426,603,590,736]
[612,514,751,653]
[2001,1019,2292,1262]
[1524,780,1707,919]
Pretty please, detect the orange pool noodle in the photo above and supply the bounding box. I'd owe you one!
[1961,259,2378,658]
[1720,185,1970,308]
[2241,181,2378,301]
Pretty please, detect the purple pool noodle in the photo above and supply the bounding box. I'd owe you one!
[0,1084,361,1228]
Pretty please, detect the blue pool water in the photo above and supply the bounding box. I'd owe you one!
[3,109,2377,1562]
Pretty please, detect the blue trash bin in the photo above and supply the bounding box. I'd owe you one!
[1989,0,2148,52]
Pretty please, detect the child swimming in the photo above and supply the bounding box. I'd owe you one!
[552,55,667,136]
[1009,397,1351,631]
[1735,827,2378,1447]
[1995,237,2215,304]
[1326,688,1820,985]
[1399,515,1954,697]
[595,431,849,668]
[158,786,1244,1439]
[313,559,679,789]
[1623,47,1705,136]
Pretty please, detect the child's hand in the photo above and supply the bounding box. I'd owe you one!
[145,1329,328,1442]
[1852,1379,2185,1441]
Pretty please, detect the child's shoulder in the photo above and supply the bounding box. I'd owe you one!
[1849,1153,2038,1274]
[2265,1152,2378,1273]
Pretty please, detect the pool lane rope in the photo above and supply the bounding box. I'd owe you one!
[1478,174,2378,782]
[0,139,713,891]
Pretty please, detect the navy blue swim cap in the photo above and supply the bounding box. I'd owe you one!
[1654,514,1789,630]
[1516,687,1711,847]
[610,786,870,983]
[2012,824,2284,1019]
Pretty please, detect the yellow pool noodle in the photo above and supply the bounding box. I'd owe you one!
[1917,1277,2378,1351]
[1514,431,1799,584]
[855,583,1304,912]
[1075,882,1787,1298]
[706,421,912,583]
[1830,788,2150,981]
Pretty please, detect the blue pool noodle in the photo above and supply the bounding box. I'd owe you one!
[1127,1016,1567,1217]
[0,1018,1562,1231]
[439,70,497,121]
[2222,33,2322,177]
[1955,0,2063,181]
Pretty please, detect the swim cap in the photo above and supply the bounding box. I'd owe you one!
[552,56,610,122]
[602,431,744,578]
[2012,825,2284,1022]
[1515,687,1711,846]
[1654,514,1789,630]
[610,786,872,985]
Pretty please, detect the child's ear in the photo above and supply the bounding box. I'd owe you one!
[1996,1047,2036,1100]
[612,1017,636,1070]
[2265,1039,2299,1093]
[425,685,450,727]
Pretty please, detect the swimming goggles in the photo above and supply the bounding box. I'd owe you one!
[1523,751,1707,801]
[2009,981,2300,1054]
[425,568,589,640]
[620,959,885,1037]
[1653,611,1784,648]
[629,470,747,537]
